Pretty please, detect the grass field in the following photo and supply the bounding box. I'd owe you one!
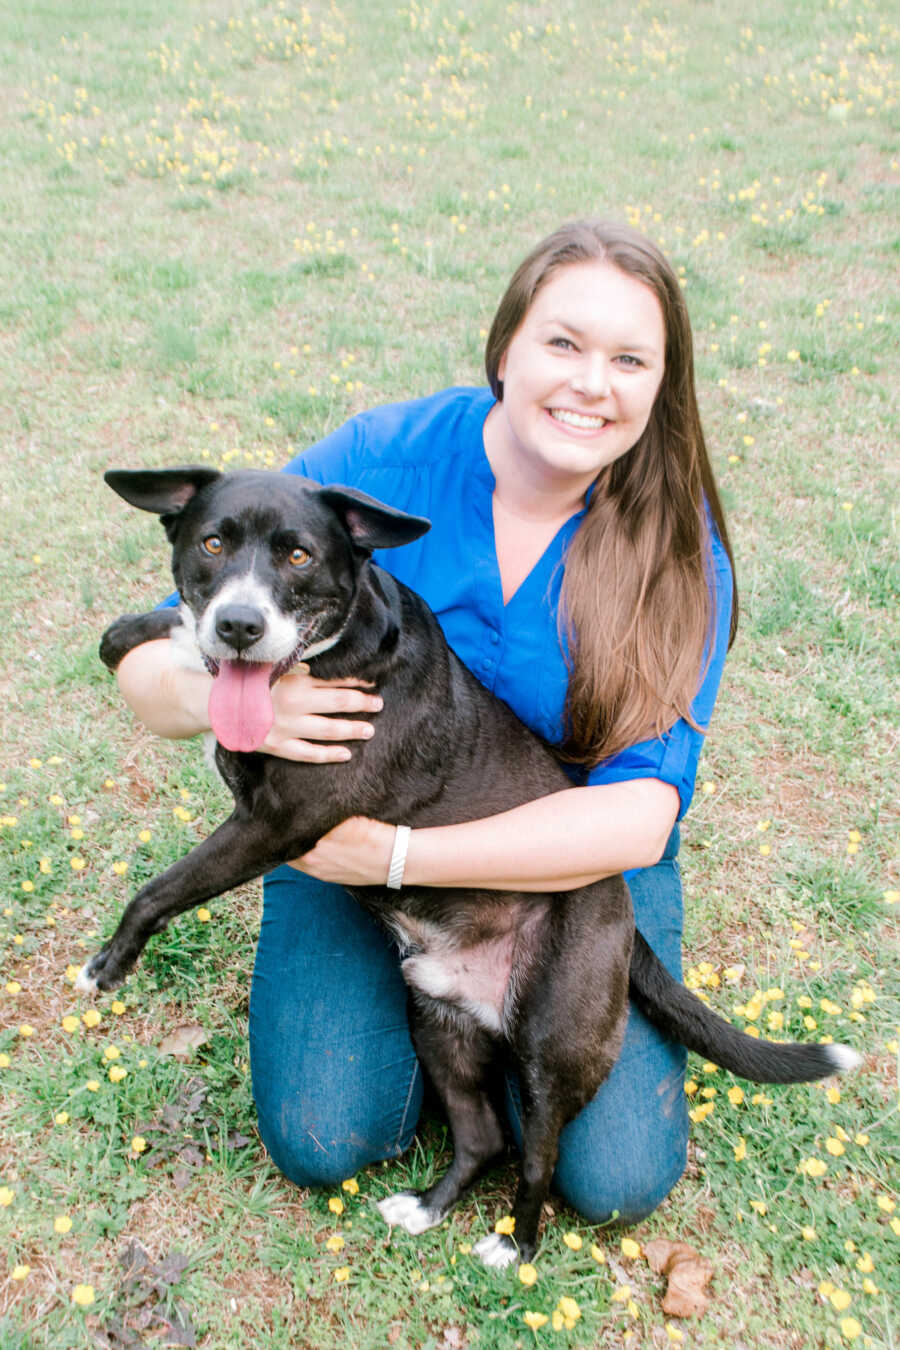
[0,0,897,1345]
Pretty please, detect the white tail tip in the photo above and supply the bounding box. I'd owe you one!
[825,1043,863,1073]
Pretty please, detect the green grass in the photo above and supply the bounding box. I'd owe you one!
[0,0,897,1345]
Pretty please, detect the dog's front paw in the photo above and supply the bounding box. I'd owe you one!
[377,1190,443,1235]
[75,946,126,994]
[473,1232,519,1269]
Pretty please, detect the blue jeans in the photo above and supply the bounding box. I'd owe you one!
[249,829,688,1225]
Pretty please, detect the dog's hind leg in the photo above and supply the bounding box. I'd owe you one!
[76,814,289,992]
[378,1003,505,1237]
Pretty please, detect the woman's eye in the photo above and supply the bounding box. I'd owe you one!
[549,336,575,351]
[202,535,223,556]
[616,354,643,368]
[289,547,311,568]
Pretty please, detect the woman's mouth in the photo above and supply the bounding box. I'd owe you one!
[548,408,608,430]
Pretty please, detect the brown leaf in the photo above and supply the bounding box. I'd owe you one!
[644,1237,713,1318]
[158,1024,208,1059]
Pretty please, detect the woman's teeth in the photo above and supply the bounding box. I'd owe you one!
[549,409,607,429]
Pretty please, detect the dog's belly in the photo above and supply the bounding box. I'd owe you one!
[388,909,544,1035]
[401,940,516,1033]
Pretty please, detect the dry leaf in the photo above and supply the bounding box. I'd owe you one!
[644,1237,713,1317]
[158,1024,208,1059]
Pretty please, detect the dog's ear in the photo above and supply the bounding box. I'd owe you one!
[105,467,222,516]
[319,485,431,552]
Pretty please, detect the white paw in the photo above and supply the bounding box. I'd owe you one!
[377,1192,440,1235]
[473,1232,519,1269]
[74,964,99,994]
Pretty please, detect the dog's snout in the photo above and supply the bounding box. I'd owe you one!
[215,604,266,653]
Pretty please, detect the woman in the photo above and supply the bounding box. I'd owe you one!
[117,220,736,1224]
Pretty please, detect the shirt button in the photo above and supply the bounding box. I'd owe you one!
[489,630,500,645]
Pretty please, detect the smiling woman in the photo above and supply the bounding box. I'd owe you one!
[115,219,737,1232]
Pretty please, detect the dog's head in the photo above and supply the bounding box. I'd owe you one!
[105,466,430,752]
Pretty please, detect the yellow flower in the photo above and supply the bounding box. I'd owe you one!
[328,1196,344,1215]
[71,1284,95,1306]
[733,1137,747,1161]
[82,1009,101,1028]
[840,1318,862,1342]
[55,1112,69,1125]
[197,907,211,922]
[341,1177,359,1194]
[825,1137,845,1156]
[0,1187,15,1206]
[798,1157,827,1177]
[518,1263,538,1285]
[11,1265,29,1280]
[325,1235,345,1252]
[333,1266,350,1282]
[825,1086,841,1104]
[749,1200,767,1215]
[111,1001,126,1015]
[854,1132,869,1146]
[855,1252,874,1274]
[801,1226,817,1241]
[61,1015,80,1033]
[18,1025,34,1038]
[563,1231,582,1250]
[876,1195,896,1212]
[523,1311,548,1330]
[620,1237,641,1259]
[70,856,86,871]
[829,1288,852,1311]
[611,1285,632,1303]
[728,1086,744,1106]
[54,1214,73,1234]
[495,1215,515,1235]
[556,1296,581,1322]
[131,1137,147,1154]
[666,1326,684,1343]
[103,1045,121,1060]
[86,1079,100,1092]
[0,1054,9,1068]
[590,1243,606,1263]
[108,1065,127,1083]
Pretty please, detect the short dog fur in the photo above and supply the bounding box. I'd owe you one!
[80,466,860,1266]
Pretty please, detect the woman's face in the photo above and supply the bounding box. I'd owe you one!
[492,260,666,496]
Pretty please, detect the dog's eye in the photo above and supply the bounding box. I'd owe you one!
[289,547,311,568]
[202,535,223,556]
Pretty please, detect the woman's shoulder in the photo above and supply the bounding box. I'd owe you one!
[287,386,494,483]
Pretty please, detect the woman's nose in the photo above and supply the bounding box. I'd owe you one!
[570,353,611,399]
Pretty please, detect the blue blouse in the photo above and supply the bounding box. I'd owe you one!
[283,386,733,821]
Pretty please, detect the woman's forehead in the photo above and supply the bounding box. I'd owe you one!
[527,261,666,345]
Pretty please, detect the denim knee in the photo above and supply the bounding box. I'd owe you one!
[255,1070,422,1190]
[555,1123,688,1226]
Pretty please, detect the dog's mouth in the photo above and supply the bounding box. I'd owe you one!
[203,641,307,754]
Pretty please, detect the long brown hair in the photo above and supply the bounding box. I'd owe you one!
[485,220,738,765]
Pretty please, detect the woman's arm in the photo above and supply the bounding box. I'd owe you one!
[115,640,383,763]
[292,777,680,891]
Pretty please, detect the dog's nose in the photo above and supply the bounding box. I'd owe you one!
[215,605,265,654]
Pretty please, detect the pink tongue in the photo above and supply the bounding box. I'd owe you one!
[208,660,275,752]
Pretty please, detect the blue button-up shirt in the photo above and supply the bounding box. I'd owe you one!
[284,386,733,820]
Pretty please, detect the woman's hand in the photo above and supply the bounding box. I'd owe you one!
[262,665,383,763]
[289,816,396,885]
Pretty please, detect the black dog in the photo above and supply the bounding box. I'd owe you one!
[80,466,860,1266]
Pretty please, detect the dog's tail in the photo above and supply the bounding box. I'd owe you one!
[629,932,862,1083]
